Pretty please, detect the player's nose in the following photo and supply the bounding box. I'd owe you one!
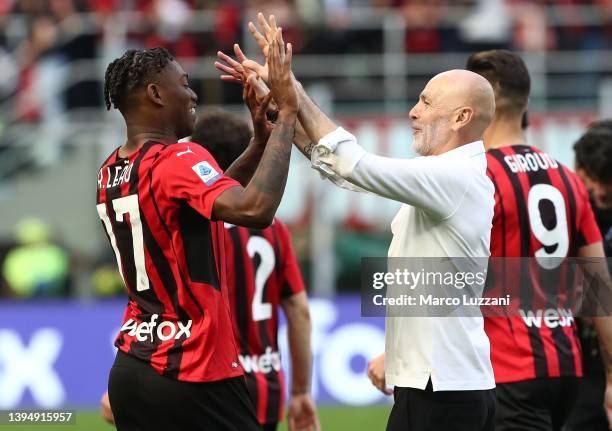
[409,104,418,120]
[189,88,198,104]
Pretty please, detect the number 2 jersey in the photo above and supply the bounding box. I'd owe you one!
[223,219,306,425]
[96,141,243,382]
[485,145,602,383]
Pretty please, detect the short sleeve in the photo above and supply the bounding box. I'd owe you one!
[276,221,306,299]
[154,142,240,219]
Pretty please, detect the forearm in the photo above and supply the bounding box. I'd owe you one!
[242,112,296,221]
[287,307,312,394]
[294,78,338,144]
[224,138,266,187]
[293,121,316,160]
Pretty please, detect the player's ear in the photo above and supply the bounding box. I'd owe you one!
[146,83,164,107]
[452,107,473,131]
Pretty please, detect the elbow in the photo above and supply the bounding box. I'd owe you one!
[291,303,312,327]
[236,207,275,229]
[250,215,274,229]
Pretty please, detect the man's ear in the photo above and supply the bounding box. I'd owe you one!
[452,107,474,131]
[146,83,164,107]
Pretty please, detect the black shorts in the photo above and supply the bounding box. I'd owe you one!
[564,372,608,431]
[495,377,579,431]
[386,380,496,431]
[108,350,261,431]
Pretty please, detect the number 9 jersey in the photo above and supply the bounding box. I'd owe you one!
[96,141,244,383]
[485,145,602,383]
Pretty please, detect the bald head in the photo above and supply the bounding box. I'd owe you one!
[409,69,495,155]
[430,70,495,135]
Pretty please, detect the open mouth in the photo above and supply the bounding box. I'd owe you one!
[189,107,196,115]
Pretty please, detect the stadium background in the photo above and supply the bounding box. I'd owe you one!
[0,0,610,429]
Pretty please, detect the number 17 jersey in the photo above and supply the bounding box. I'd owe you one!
[485,145,602,383]
[96,141,243,383]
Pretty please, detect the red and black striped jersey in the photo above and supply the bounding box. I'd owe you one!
[96,141,243,382]
[485,145,602,383]
[223,219,305,426]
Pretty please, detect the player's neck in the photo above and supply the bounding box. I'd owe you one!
[122,124,178,157]
[483,117,526,150]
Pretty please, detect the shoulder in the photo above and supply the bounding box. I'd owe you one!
[485,148,510,173]
[154,142,220,173]
[155,142,213,161]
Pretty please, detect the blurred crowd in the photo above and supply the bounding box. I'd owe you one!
[0,217,128,298]
[0,0,611,299]
[0,0,611,122]
[0,218,72,297]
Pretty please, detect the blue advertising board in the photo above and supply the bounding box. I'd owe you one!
[0,297,387,409]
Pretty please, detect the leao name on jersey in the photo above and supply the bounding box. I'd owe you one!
[504,152,559,173]
[97,161,134,190]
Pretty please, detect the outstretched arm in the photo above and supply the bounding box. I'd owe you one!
[216,42,319,161]
[213,30,298,228]
[293,79,338,148]
[241,13,338,146]
[238,14,477,217]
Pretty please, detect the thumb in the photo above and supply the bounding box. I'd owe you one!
[246,74,257,86]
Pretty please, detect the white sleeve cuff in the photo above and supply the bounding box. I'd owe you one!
[310,127,366,178]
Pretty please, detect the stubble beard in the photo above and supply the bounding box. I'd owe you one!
[413,129,434,156]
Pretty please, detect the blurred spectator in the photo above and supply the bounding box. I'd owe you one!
[49,0,101,110]
[247,0,303,51]
[552,0,608,51]
[141,0,198,59]
[0,238,17,297]
[1,217,70,297]
[90,260,125,296]
[458,0,511,51]
[510,1,556,51]
[399,0,448,53]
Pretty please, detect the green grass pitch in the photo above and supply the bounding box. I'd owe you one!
[0,406,391,430]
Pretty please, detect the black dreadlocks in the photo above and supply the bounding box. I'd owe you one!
[104,47,174,111]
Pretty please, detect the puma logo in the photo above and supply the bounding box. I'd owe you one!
[177,146,195,157]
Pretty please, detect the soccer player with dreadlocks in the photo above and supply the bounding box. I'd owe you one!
[96,28,296,431]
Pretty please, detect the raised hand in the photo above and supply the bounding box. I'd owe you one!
[243,76,274,145]
[267,28,297,114]
[215,44,253,84]
[215,44,272,108]
[242,12,279,83]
